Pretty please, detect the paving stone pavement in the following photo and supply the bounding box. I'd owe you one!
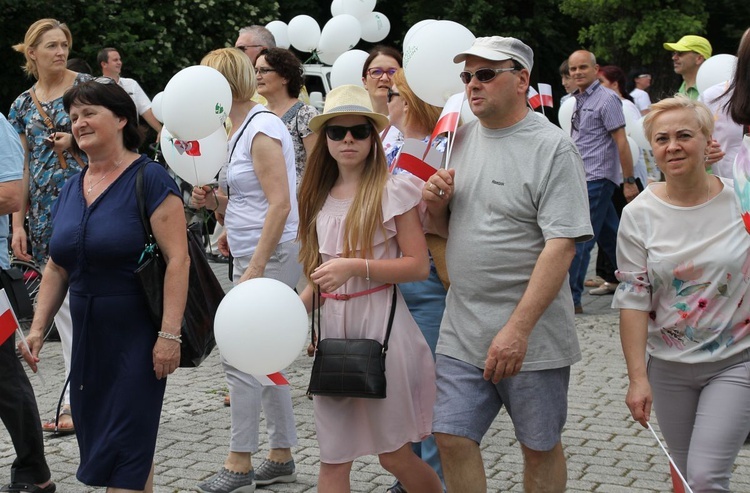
[3,254,750,492]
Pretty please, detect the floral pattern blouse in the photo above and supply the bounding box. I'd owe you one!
[613,177,750,363]
[8,73,91,264]
[280,101,318,188]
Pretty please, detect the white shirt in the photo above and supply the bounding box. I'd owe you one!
[629,88,651,114]
[118,77,152,116]
[699,82,744,178]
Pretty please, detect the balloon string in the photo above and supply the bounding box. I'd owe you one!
[647,422,694,493]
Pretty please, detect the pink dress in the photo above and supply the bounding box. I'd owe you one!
[313,174,437,463]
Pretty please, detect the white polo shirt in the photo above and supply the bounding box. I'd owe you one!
[118,77,152,116]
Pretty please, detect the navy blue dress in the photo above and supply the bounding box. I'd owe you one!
[49,156,179,489]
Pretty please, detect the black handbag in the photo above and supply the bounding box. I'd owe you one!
[0,266,34,320]
[307,285,397,399]
[134,163,225,367]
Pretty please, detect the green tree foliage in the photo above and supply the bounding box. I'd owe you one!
[0,0,279,114]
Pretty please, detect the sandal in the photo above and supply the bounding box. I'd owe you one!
[223,394,230,407]
[0,482,56,492]
[41,407,75,436]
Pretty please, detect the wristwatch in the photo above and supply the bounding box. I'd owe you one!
[624,176,636,184]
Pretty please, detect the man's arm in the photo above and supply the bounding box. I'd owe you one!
[141,108,163,135]
[484,237,576,383]
[0,180,22,215]
[611,127,638,201]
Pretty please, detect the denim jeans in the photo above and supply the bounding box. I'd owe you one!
[568,178,619,306]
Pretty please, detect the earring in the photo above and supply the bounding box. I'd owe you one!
[704,155,709,162]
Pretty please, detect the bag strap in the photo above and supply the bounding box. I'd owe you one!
[228,109,274,162]
[310,283,398,352]
[29,86,86,170]
[135,163,157,247]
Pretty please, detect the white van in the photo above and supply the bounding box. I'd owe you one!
[302,64,332,111]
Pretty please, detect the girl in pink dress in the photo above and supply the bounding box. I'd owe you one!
[298,85,441,492]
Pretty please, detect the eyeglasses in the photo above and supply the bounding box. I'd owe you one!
[325,124,373,141]
[571,108,580,133]
[387,88,400,103]
[256,67,276,75]
[237,44,263,52]
[367,67,397,79]
[94,76,116,85]
[459,67,517,84]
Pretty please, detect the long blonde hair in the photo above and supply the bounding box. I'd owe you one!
[297,118,388,281]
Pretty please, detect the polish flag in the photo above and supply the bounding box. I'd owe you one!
[539,83,554,108]
[528,86,542,109]
[252,372,289,386]
[670,463,687,493]
[0,289,19,346]
[429,92,464,142]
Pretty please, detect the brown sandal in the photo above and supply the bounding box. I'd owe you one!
[41,407,75,435]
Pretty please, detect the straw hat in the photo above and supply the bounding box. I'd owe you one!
[308,84,390,133]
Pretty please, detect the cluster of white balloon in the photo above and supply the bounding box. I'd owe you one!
[265,0,390,65]
[151,66,233,187]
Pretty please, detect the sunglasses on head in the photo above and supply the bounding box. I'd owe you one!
[94,76,116,85]
[387,87,400,103]
[459,67,517,84]
[325,123,373,141]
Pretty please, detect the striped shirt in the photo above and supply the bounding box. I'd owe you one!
[571,80,626,184]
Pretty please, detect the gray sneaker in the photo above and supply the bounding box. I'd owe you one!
[254,459,297,486]
[196,467,255,493]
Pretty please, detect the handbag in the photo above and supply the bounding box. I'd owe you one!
[0,267,34,320]
[134,163,225,367]
[307,285,398,399]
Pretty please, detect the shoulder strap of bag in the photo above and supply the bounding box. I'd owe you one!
[228,110,274,162]
[310,283,398,352]
[29,86,86,170]
[281,101,304,125]
[135,163,156,246]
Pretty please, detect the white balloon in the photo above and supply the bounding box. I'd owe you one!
[160,126,227,186]
[330,49,370,88]
[403,20,436,49]
[318,14,361,64]
[359,12,390,43]
[623,101,638,137]
[161,66,232,141]
[558,96,576,135]
[288,15,321,53]
[338,0,376,18]
[151,91,164,123]
[627,136,640,171]
[330,0,344,16]
[403,21,475,107]
[696,54,737,93]
[214,278,308,376]
[630,115,652,152]
[266,20,290,49]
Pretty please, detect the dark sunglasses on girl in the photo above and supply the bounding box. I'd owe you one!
[387,88,400,103]
[325,123,373,141]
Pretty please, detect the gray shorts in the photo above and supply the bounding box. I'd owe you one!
[432,354,570,451]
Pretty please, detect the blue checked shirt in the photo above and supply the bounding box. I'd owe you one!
[571,80,626,184]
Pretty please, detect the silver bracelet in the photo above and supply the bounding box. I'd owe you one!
[157,331,182,343]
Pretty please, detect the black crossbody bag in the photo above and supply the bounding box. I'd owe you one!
[307,285,397,399]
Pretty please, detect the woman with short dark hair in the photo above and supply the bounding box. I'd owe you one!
[21,78,189,491]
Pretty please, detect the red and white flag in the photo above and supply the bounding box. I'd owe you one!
[538,83,554,108]
[252,372,289,387]
[0,289,19,346]
[393,138,445,181]
[528,86,542,109]
[429,92,464,142]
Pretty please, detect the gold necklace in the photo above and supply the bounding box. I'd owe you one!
[665,180,711,205]
[87,160,122,195]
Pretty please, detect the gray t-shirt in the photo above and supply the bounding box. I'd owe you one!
[438,111,593,371]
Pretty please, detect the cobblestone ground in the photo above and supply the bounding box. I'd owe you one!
[3,256,750,492]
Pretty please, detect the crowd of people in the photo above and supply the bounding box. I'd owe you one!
[2,14,750,493]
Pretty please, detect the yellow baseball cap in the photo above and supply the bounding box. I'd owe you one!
[663,35,712,59]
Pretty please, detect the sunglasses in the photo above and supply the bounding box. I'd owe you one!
[325,124,373,141]
[387,88,400,103]
[94,76,116,85]
[459,67,517,84]
[237,44,263,52]
[367,67,398,79]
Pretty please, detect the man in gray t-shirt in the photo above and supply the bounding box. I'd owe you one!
[423,37,592,492]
